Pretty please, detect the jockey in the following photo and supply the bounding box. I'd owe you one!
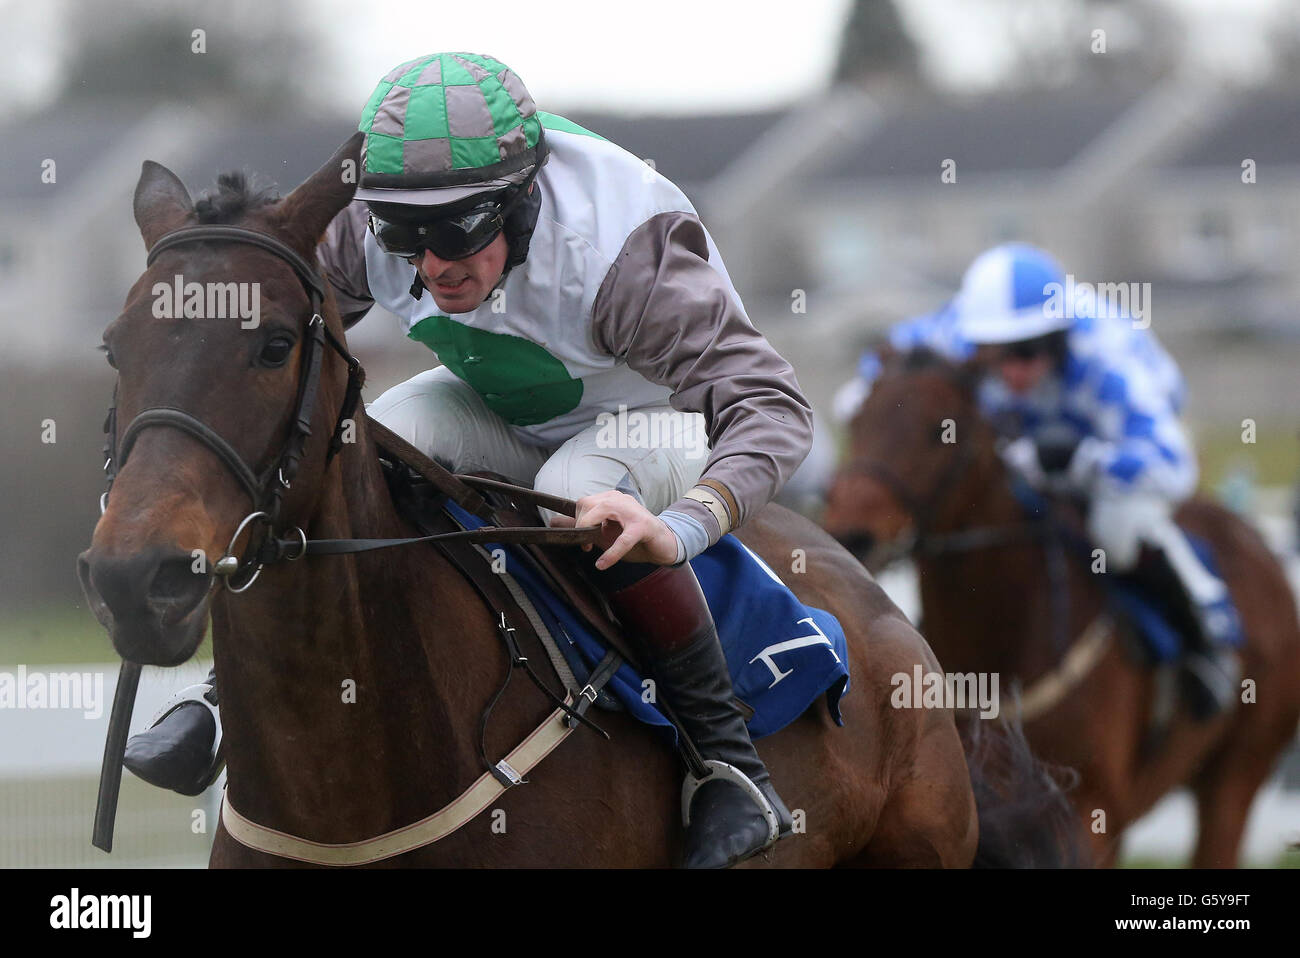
[124,52,810,868]
[950,243,1240,719]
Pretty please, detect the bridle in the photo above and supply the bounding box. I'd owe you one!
[842,435,1072,652]
[840,430,977,545]
[101,225,365,592]
[839,430,1046,563]
[89,220,616,863]
[99,223,601,593]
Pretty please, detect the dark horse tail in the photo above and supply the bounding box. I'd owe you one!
[960,705,1085,868]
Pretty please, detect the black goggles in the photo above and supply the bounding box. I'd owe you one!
[1002,341,1049,360]
[999,335,1060,360]
[368,201,507,262]
[367,160,541,262]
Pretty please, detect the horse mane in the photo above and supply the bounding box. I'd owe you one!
[899,345,951,371]
[194,171,280,225]
[881,344,980,396]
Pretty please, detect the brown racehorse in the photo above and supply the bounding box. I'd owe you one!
[823,346,1300,866]
[78,137,1076,868]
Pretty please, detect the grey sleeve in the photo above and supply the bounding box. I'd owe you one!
[591,210,813,549]
[317,200,374,328]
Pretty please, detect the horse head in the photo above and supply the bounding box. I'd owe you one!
[823,346,1000,569]
[77,133,363,666]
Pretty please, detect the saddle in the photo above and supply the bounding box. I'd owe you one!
[367,417,644,677]
[1013,485,1239,742]
[1024,487,1229,661]
[367,415,765,784]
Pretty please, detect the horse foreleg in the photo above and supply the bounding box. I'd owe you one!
[1189,733,1285,868]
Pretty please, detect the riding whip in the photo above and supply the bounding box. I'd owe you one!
[91,660,141,853]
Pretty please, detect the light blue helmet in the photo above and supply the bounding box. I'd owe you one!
[953,243,1070,345]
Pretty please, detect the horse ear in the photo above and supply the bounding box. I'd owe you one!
[873,339,899,364]
[277,132,363,249]
[134,161,194,250]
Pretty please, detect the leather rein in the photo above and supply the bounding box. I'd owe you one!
[101,224,600,593]
[843,438,1075,656]
[840,437,1045,564]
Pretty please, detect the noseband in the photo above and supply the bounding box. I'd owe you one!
[841,433,978,545]
[101,225,365,592]
[841,437,1048,561]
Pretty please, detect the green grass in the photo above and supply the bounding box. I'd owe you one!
[0,772,217,867]
[1276,848,1300,869]
[1195,421,1298,491]
[0,606,211,666]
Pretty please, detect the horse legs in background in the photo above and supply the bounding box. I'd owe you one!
[1190,722,1293,867]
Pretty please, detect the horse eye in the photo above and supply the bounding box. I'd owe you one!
[259,335,295,367]
[100,345,117,369]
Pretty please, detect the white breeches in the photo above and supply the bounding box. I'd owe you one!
[1087,492,1227,604]
[367,366,709,523]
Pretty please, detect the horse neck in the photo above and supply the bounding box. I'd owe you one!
[915,446,1094,679]
[209,420,495,839]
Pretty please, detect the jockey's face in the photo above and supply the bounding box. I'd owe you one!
[996,352,1054,395]
[412,232,508,313]
[975,344,1055,396]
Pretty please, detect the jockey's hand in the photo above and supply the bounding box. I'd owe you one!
[999,436,1046,489]
[549,490,679,570]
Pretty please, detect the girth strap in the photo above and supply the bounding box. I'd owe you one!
[220,695,583,866]
[1000,614,1114,724]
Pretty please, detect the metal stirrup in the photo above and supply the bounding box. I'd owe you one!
[680,759,780,847]
[141,681,225,791]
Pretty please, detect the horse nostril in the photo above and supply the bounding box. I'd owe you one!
[77,551,114,631]
[84,547,211,625]
[85,549,157,619]
[150,556,213,623]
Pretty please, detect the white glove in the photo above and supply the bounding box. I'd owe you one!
[999,436,1046,489]
[1065,436,1110,492]
[832,377,872,425]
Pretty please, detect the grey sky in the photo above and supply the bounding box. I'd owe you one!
[0,0,1292,118]
[307,0,1300,112]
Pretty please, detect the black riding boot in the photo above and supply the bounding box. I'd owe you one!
[590,558,793,868]
[123,667,223,796]
[1125,547,1240,721]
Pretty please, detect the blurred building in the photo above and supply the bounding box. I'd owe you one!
[4,79,1298,366]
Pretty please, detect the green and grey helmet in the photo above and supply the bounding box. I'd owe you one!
[356,52,549,277]
[356,52,548,208]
